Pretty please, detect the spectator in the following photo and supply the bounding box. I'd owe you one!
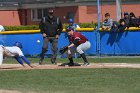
[129,12,140,27]
[39,9,63,65]
[123,12,130,28]
[118,19,127,31]
[0,25,5,32]
[67,18,80,31]
[102,13,113,30]
[65,19,80,38]
[110,19,127,32]
[110,21,119,32]
[130,12,136,19]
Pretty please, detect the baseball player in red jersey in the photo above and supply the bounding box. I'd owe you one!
[60,27,91,66]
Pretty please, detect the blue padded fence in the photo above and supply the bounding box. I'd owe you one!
[0,30,140,56]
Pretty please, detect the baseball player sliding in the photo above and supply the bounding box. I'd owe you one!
[59,27,91,66]
[0,42,33,68]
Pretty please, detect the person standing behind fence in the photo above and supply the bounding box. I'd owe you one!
[102,13,113,30]
[118,19,127,31]
[129,12,140,27]
[123,12,130,28]
[39,9,63,65]
[65,19,80,38]
[67,18,80,31]
[110,19,127,32]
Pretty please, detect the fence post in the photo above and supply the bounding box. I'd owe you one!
[96,0,101,56]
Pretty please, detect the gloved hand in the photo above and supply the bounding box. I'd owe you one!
[59,46,68,54]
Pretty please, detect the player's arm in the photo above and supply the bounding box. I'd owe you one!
[39,17,45,34]
[68,43,74,48]
[59,37,80,54]
[16,48,33,68]
[15,56,24,67]
[57,17,63,35]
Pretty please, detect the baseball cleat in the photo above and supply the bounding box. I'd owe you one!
[59,62,81,66]
[28,64,34,68]
[52,62,57,65]
[39,60,43,65]
[21,64,25,67]
[51,58,57,65]
[82,62,90,66]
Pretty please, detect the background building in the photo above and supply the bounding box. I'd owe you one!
[0,0,140,26]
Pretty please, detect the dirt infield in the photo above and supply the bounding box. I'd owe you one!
[1,63,140,70]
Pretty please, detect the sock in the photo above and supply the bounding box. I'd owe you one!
[80,53,89,63]
[68,57,74,64]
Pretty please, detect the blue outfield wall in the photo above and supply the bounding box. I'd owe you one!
[0,30,140,55]
[100,31,140,55]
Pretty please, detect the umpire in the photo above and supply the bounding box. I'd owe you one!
[39,9,63,65]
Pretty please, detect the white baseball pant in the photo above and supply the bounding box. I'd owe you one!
[67,41,91,57]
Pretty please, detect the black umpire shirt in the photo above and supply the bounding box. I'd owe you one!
[39,16,63,37]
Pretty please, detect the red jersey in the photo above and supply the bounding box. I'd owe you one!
[68,32,88,46]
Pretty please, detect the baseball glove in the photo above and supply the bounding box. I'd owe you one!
[59,46,68,54]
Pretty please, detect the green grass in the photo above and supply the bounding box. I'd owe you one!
[0,69,140,93]
[3,57,140,64]
[40,57,140,64]
[1,57,140,93]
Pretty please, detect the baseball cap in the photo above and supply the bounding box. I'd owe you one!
[68,19,73,23]
[66,27,74,32]
[124,12,129,16]
[119,19,125,23]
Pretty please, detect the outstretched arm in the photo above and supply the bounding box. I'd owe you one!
[15,56,24,67]
[21,56,33,68]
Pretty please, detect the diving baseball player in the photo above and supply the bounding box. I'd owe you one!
[0,42,33,67]
[60,27,91,66]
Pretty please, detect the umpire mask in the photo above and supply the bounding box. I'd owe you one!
[48,9,54,19]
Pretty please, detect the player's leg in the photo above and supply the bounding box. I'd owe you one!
[66,46,77,66]
[39,38,48,64]
[76,41,91,66]
[50,38,58,64]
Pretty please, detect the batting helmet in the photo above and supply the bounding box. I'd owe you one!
[14,42,22,48]
[68,18,73,23]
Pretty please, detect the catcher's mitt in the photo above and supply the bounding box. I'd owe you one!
[59,46,68,54]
